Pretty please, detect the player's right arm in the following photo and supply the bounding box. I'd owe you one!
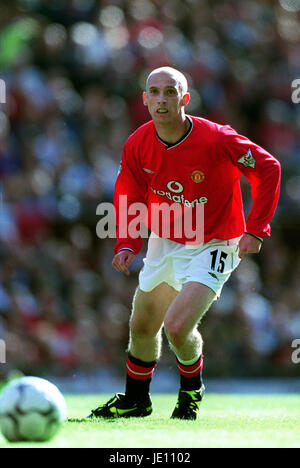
[112,249,136,276]
[113,140,148,273]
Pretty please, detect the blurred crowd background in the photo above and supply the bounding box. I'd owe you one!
[0,0,299,384]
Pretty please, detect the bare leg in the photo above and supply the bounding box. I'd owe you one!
[164,282,216,361]
[128,282,178,362]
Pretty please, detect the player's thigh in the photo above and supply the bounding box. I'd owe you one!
[164,281,216,337]
[130,282,179,336]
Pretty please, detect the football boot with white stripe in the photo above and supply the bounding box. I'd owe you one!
[87,393,152,419]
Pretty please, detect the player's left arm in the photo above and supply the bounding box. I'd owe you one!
[238,232,262,259]
[219,125,281,252]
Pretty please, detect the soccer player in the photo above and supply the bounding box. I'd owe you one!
[89,67,281,420]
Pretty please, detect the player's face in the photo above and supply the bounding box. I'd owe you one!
[143,72,189,124]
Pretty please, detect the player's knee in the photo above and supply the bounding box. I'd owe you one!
[129,316,158,340]
[164,320,187,348]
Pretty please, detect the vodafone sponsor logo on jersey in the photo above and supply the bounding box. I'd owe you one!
[150,180,208,207]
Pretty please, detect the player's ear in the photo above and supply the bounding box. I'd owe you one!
[182,93,190,106]
[142,91,148,106]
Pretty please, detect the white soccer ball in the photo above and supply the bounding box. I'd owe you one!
[0,376,67,442]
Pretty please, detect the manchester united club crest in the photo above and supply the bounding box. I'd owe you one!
[190,170,205,183]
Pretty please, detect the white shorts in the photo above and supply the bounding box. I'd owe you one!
[139,233,242,299]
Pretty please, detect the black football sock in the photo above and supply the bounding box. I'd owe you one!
[125,354,157,402]
[176,354,203,391]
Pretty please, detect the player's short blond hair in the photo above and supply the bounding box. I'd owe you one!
[146,67,188,96]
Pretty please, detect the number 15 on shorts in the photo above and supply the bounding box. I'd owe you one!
[210,249,228,273]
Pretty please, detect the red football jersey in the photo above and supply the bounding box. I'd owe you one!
[114,115,281,255]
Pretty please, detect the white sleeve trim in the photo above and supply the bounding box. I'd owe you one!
[117,248,135,254]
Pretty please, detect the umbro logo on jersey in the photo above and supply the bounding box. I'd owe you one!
[237,148,256,168]
[191,170,205,183]
[143,168,156,174]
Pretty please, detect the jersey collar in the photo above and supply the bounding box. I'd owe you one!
[156,116,193,150]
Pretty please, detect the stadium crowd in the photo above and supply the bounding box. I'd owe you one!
[0,0,299,381]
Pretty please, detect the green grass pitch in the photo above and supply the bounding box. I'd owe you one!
[1,394,300,448]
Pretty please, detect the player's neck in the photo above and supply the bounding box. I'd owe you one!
[154,115,190,145]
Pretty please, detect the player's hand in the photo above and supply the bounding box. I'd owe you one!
[112,250,135,276]
[238,233,262,259]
